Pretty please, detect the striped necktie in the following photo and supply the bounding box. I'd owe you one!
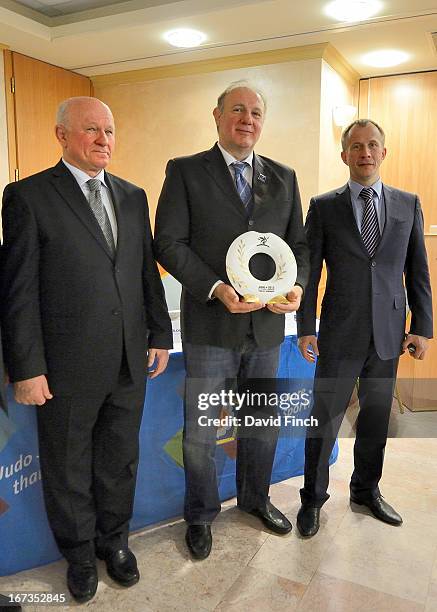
[232,162,253,214]
[87,179,116,255]
[359,186,380,257]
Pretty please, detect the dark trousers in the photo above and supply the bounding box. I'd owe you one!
[301,338,399,507]
[183,336,280,524]
[37,360,146,563]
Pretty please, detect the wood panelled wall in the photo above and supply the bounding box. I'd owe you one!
[4,52,91,181]
[359,71,437,408]
[359,71,437,231]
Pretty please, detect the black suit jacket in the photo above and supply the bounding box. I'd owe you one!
[0,328,7,413]
[1,160,172,395]
[154,144,309,349]
[297,184,433,360]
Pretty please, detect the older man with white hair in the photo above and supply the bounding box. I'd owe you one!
[1,96,172,602]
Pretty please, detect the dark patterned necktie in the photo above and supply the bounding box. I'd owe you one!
[87,179,115,255]
[360,187,380,257]
[232,162,253,213]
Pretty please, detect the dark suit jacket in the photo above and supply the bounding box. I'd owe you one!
[1,160,172,396]
[0,328,7,413]
[297,184,433,360]
[154,144,309,349]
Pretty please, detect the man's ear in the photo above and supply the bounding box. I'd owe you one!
[212,106,221,128]
[55,124,67,147]
[340,150,348,166]
[381,147,387,161]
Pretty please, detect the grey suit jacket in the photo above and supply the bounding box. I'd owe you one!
[297,183,433,360]
[154,144,310,349]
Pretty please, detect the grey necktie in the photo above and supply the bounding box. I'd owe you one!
[87,178,115,255]
[359,187,380,257]
[232,162,253,215]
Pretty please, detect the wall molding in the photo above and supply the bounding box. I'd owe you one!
[91,42,359,87]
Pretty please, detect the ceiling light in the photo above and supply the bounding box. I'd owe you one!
[164,28,206,48]
[362,49,410,67]
[325,0,382,22]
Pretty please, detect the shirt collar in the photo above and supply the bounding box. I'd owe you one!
[217,143,253,168]
[348,178,383,199]
[62,159,107,188]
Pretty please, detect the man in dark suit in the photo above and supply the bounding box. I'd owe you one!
[1,97,172,602]
[154,80,309,559]
[296,119,433,537]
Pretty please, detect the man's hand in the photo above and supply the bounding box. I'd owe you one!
[213,283,264,314]
[266,285,303,314]
[14,375,53,406]
[298,335,319,363]
[402,334,429,360]
[147,348,170,378]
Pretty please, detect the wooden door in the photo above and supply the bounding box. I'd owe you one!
[359,72,437,409]
[5,51,91,180]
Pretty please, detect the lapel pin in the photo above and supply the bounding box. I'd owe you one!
[257,173,267,183]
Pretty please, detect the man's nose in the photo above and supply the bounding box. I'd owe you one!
[240,110,252,123]
[95,129,108,143]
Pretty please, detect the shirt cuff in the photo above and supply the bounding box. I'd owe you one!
[208,280,224,300]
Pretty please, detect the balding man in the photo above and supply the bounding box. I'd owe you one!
[155,81,309,559]
[1,97,172,602]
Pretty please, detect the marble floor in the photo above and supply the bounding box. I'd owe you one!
[1,436,437,612]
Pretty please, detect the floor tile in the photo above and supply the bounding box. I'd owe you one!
[297,572,424,612]
[215,566,306,611]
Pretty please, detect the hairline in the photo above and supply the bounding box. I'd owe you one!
[341,118,385,150]
[56,96,113,128]
[216,80,267,113]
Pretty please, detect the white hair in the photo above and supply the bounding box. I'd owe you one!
[216,80,267,112]
[56,96,112,126]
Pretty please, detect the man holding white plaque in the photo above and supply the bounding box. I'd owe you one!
[154,80,309,559]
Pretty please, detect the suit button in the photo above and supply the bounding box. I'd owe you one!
[114,266,120,273]
[248,219,254,226]
[371,261,376,267]
[112,309,121,316]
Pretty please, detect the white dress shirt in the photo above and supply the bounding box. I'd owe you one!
[208,145,254,299]
[62,159,118,245]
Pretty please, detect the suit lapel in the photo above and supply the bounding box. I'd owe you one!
[202,144,248,217]
[252,154,270,212]
[375,184,399,254]
[335,184,371,258]
[50,161,114,260]
[104,172,124,262]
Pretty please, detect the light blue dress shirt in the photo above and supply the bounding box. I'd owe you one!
[348,178,385,234]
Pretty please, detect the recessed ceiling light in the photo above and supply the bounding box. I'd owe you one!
[325,0,382,22]
[362,49,410,67]
[164,28,206,48]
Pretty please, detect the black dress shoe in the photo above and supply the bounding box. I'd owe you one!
[185,525,212,560]
[350,495,403,526]
[241,500,292,534]
[98,548,140,587]
[67,561,98,603]
[296,504,320,537]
